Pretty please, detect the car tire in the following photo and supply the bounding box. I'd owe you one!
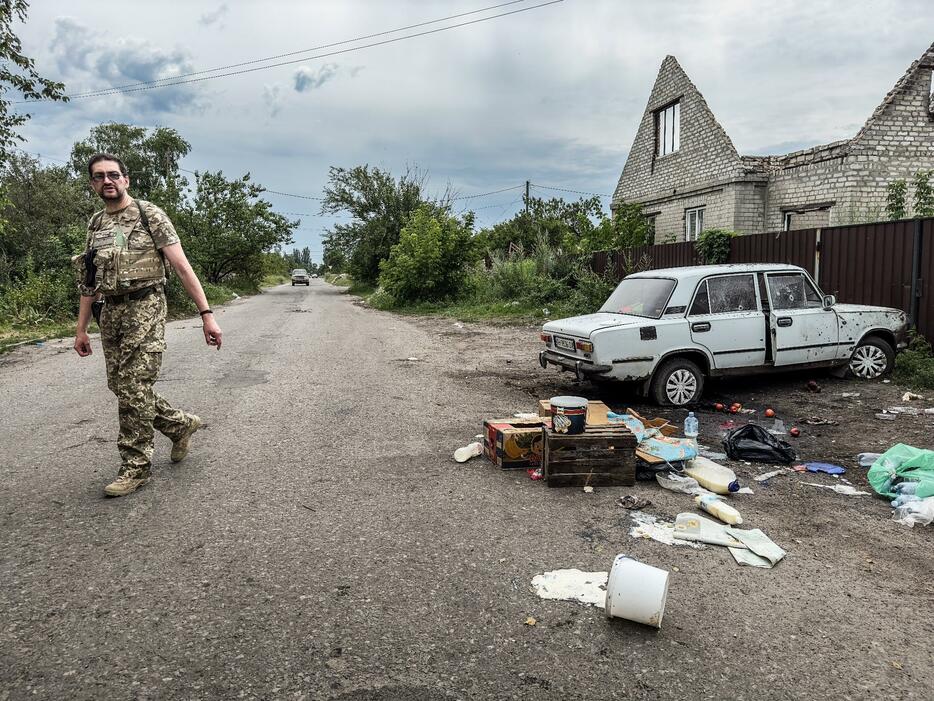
[651,358,705,406]
[847,336,894,380]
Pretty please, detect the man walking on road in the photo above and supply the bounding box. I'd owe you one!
[73,153,223,497]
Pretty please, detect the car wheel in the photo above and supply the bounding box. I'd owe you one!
[652,358,705,406]
[848,336,894,380]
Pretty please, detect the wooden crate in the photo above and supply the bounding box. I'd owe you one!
[543,425,638,488]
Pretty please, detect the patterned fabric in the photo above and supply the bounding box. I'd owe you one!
[85,200,180,295]
[99,287,189,472]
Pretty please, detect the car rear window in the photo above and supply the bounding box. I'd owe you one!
[599,277,676,319]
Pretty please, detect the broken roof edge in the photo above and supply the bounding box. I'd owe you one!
[851,40,934,145]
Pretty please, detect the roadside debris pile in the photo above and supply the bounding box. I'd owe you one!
[867,444,934,527]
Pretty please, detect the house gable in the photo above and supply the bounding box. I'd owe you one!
[850,41,934,158]
[613,56,745,206]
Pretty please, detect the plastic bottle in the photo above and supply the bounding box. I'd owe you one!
[683,455,740,494]
[893,481,919,495]
[684,412,699,449]
[694,494,743,525]
[891,493,922,508]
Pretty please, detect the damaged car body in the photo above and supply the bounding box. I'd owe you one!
[540,264,908,406]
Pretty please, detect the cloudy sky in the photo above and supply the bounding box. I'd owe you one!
[16,0,934,260]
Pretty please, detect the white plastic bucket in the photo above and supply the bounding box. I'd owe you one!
[604,554,670,628]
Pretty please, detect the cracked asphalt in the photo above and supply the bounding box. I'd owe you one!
[1,281,932,700]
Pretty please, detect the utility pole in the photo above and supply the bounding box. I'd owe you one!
[525,180,530,214]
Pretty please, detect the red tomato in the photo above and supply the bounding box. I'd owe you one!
[715,403,725,412]
[765,408,775,418]
[789,427,800,437]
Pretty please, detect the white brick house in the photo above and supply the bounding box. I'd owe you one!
[612,44,934,241]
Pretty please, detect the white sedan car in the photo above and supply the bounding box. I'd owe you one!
[539,263,908,405]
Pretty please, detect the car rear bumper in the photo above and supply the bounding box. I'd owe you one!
[539,350,612,381]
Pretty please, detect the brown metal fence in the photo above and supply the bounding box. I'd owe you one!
[592,216,934,344]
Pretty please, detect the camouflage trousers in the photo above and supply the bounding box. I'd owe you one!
[100,287,189,475]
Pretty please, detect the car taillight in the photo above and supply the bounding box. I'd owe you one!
[540,333,552,346]
[576,340,594,352]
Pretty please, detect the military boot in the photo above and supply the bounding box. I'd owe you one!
[104,468,151,497]
[171,414,202,463]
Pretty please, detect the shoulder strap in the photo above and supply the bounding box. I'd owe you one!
[90,210,105,231]
[134,199,152,234]
[134,199,168,268]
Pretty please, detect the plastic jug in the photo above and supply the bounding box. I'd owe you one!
[683,456,740,494]
[694,494,743,525]
[684,412,699,450]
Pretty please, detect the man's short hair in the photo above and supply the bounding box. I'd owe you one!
[87,153,128,177]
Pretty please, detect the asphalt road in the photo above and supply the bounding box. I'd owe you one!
[2,281,932,700]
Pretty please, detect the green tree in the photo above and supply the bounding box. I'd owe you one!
[913,170,934,218]
[0,152,92,285]
[0,0,68,163]
[378,207,475,303]
[885,179,908,220]
[320,165,433,285]
[176,171,296,285]
[70,123,191,209]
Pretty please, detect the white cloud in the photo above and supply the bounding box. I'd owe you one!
[293,63,339,93]
[199,3,228,27]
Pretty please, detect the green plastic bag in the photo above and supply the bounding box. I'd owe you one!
[868,444,934,498]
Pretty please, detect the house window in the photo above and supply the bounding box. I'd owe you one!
[646,214,658,244]
[655,101,680,156]
[685,206,704,241]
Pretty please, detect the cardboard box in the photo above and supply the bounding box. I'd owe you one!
[483,418,550,469]
[537,400,612,426]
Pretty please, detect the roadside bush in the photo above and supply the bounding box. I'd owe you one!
[0,269,76,327]
[695,228,736,264]
[378,207,474,303]
[894,331,934,389]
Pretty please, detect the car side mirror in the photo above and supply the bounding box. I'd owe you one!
[822,294,836,310]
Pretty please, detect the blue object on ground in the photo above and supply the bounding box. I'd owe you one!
[804,462,846,475]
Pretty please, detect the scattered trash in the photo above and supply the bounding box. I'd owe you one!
[768,419,787,435]
[723,424,796,464]
[754,469,785,482]
[525,616,537,626]
[583,485,594,494]
[527,467,544,481]
[453,441,483,463]
[404,357,420,362]
[840,392,861,398]
[804,462,846,475]
[805,483,870,496]
[881,406,934,416]
[875,412,897,421]
[674,513,744,547]
[513,412,539,420]
[697,447,728,461]
[791,464,807,473]
[604,554,670,628]
[695,494,743,524]
[892,496,934,527]
[531,568,608,607]
[726,528,787,568]
[629,511,703,549]
[806,380,822,393]
[656,471,712,496]
[607,411,697,464]
[736,486,754,495]
[902,391,924,401]
[683,456,740,494]
[858,452,883,468]
[617,495,652,510]
[867,444,934,498]
[797,416,837,426]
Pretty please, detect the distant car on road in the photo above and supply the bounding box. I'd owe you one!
[291,269,310,286]
[539,263,908,405]
[312,273,318,278]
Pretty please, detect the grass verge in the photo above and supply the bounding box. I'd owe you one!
[894,331,934,390]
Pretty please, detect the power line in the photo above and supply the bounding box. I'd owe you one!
[59,1,535,98]
[30,0,563,102]
[531,183,612,198]
[451,184,524,200]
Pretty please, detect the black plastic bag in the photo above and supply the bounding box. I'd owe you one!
[723,424,796,464]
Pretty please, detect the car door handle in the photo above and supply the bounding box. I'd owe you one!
[691,322,711,332]
[777,317,793,327]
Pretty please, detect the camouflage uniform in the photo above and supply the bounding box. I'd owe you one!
[88,201,192,478]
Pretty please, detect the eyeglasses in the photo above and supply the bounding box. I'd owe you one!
[91,171,125,182]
